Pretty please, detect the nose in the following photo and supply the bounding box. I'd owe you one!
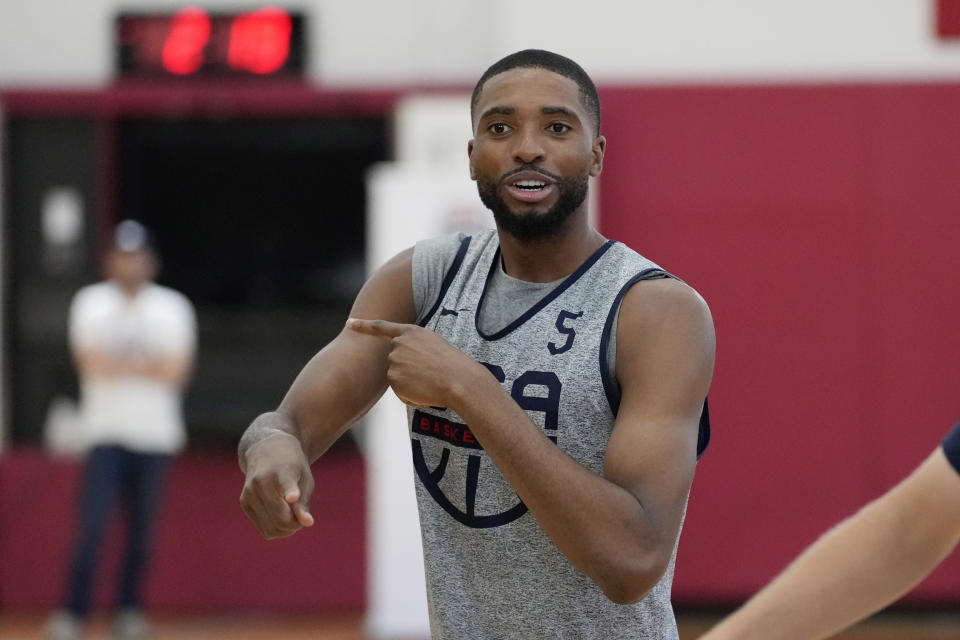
[513,126,545,165]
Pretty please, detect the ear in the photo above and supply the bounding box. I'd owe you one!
[589,135,606,178]
[467,139,478,181]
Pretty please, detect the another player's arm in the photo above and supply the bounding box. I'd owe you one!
[238,248,416,539]
[701,446,960,640]
[349,278,715,603]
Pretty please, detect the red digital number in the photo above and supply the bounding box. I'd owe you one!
[161,7,212,75]
[227,7,293,74]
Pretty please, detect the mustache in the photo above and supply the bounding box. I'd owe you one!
[499,165,563,183]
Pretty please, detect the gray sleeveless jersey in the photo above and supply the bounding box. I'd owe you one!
[410,229,690,640]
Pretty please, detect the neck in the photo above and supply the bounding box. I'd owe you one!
[114,279,147,298]
[496,212,606,282]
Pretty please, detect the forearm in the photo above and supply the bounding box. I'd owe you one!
[708,515,929,639]
[706,451,960,640]
[132,354,193,387]
[74,349,124,378]
[237,411,303,472]
[284,349,389,462]
[448,368,672,602]
[240,336,389,467]
[75,349,192,387]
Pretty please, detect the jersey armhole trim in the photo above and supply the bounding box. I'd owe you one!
[418,235,472,327]
[941,421,960,475]
[599,268,711,459]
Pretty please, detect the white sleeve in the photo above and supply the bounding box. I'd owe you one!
[67,287,99,351]
[158,293,198,358]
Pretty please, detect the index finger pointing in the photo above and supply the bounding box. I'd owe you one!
[345,318,409,338]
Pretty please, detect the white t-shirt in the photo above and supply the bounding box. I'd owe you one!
[68,281,197,454]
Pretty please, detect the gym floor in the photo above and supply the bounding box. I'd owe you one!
[3,611,960,639]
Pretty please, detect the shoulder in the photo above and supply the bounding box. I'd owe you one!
[619,277,712,334]
[413,231,478,267]
[349,246,418,324]
[73,280,111,300]
[145,283,192,305]
[410,231,488,320]
[70,281,115,313]
[616,278,715,373]
[142,284,196,319]
[373,246,415,284]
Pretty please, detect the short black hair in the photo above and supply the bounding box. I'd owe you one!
[471,49,601,136]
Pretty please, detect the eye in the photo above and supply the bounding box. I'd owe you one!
[487,122,512,135]
[548,122,571,134]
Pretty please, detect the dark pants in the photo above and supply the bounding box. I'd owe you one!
[63,445,170,617]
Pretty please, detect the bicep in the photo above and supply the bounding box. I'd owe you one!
[604,280,715,527]
[277,248,417,453]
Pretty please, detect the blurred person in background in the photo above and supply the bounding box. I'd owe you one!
[238,49,714,639]
[47,220,197,640]
[701,420,960,640]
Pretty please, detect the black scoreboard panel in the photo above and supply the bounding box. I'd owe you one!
[116,7,306,78]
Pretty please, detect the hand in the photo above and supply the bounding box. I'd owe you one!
[346,318,479,409]
[239,432,315,539]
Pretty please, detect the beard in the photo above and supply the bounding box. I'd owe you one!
[476,168,589,243]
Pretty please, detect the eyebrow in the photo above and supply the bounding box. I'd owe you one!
[478,105,582,121]
[541,106,578,120]
[479,106,515,120]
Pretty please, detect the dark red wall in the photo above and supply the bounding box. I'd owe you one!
[597,83,960,604]
[3,82,959,610]
[0,450,365,611]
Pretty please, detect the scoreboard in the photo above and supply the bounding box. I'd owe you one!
[116,7,305,78]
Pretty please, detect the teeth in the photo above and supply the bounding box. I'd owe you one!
[514,180,546,189]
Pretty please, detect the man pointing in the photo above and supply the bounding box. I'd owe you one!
[239,49,714,639]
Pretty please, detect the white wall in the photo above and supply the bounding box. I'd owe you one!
[1,0,959,88]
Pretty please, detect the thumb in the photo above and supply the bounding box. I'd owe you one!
[279,471,314,527]
[277,469,302,504]
[291,501,315,527]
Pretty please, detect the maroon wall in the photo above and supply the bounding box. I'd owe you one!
[597,83,960,604]
[3,82,960,610]
[0,450,365,611]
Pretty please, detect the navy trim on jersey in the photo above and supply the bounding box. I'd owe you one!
[696,398,711,459]
[941,421,960,475]
[475,239,615,341]
[419,235,472,327]
[599,269,711,459]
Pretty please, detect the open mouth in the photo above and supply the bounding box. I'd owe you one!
[503,170,557,203]
[512,179,548,192]
[506,181,555,203]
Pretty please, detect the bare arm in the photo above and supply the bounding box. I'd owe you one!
[348,277,715,602]
[702,447,960,640]
[238,248,417,538]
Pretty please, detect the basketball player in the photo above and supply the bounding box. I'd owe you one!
[239,49,715,639]
[701,421,960,640]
